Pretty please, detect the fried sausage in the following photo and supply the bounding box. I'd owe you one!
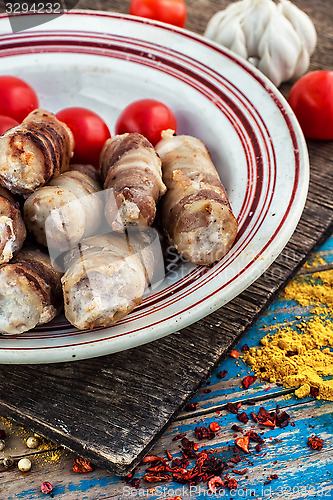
[100,132,166,231]
[23,164,103,250]
[0,248,63,335]
[62,232,154,330]
[0,109,74,195]
[0,186,26,265]
[155,130,238,265]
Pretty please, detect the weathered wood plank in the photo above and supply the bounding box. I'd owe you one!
[0,0,332,480]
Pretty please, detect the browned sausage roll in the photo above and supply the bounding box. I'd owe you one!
[23,164,103,250]
[0,186,26,265]
[62,232,154,330]
[100,132,166,231]
[0,109,74,195]
[0,248,63,335]
[155,130,238,265]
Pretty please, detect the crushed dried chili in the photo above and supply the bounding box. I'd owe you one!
[208,476,224,493]
[230,350,239,358]
[185,403,199,412]
[242,375,257,389]
[237,412,249,424]
[217,370,228,379]
[194,426,215,441]
[209,422,221,432]
[227,402,239,414]
[307,435,324,450]
[235,435,250,453]
[72,458,93,473]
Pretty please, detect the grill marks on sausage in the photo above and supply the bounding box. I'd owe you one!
[12,251,63,312]
[100,133,166,229]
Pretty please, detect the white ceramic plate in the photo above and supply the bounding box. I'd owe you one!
[0,11,309,364]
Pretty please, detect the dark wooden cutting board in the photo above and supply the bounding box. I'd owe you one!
[0,0,332,476]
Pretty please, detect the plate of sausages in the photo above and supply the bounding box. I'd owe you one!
[0,11,309,363]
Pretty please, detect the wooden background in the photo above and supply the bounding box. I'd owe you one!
[0,0,332,477]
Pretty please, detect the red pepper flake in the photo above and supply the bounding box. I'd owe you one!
[229,456,241,464]
[194,426,215,441]
[142,455,165,464]
[255,444,262,452]
[241,344,249,352]
[217,370,228,379]
[264,386,271,392]
[310,386,319,398]
[242,375,257,389]
[209,422,221,432]
[307,435,324,450]
[290,422,295,427]
[166,450,173,461]
[233,468,248,475]
[172,432,186,441]
[227,402,239,414]
[185,402,199,412]
[144,472,171,482]
[270,474,279,480]
[231,424,243,433]
[246,431,264,444]
[128,478,141,489]
[208,476,224,493]
[264,479,272,485]
[225,476,238,489]
[237,412,249,424]
[73,458,93,473]
[309,424,314,428]
[230,350,239,359]
[235,435,250,453]
[250,411,258,422]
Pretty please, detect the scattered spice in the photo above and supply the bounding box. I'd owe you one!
[235,435,250,453]
[227,402,240,414]
[230,350,239,358]
[242,344,250,352]
[185,403,199,412]
[41,481,53,495]
[237,412,249,424]
[243,270,333,401]
[307,435,324,450]
[242,375,257,389]
[209,422,221,432]
[233,468,248,475]
[194,426,215,440]
[217,370,228,379]
[208,476,224,493]
[72,458,93,473]
[128,478,141,489]
[172,432,186,441]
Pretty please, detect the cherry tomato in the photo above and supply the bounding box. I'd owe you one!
[0,76,39,122]
[56,107,111,168]
[129,0,186,28]
[288,70,333,140]
[0,115,19,135]
[115,99,177,145]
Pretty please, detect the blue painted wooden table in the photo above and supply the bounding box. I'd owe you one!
[1,234,332,499]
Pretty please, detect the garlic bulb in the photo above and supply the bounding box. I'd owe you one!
[204,0,317,87]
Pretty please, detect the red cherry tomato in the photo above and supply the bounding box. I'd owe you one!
[288,70,333,140]
[115,99,177,145]
[0,76,39,122]
[0,115,19,135]
[129,0,186,28]
[56,107,111,168]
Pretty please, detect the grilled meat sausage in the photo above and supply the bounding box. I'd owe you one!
[0,109,74,195]
[23,164,103,250]
[0,186,26,265]
[100,132,166,231]
[155,130,238,265]
[62,232,154,330]
[0,248,63,335]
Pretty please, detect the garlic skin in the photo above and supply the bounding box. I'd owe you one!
[204,0,317,87]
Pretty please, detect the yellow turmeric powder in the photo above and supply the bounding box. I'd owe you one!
[243,269,333,401]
